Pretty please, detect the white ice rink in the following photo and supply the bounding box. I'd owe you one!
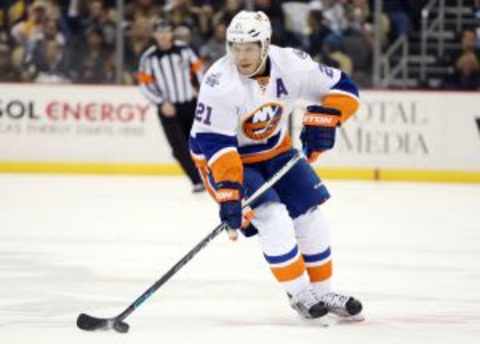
[1,174,480,343]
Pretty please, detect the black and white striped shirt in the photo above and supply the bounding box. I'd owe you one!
[138,41,204,104]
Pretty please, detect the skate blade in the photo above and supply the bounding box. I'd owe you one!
[331,312,365,324]
[295,313,331,327]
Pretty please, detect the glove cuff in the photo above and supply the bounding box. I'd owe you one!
[215,181,242,203]
[306,105,341,115]
[304,105,341,128]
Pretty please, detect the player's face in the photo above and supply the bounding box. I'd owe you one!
[230,42,262,76]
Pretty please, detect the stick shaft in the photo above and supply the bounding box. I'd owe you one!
[116,151,302,321]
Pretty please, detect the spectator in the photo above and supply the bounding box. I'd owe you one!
[82,0,116,47]
[32,40,71,83]
[0,41,18,82]
[125,16,153,80]
[167,0,214,37]
[0,5,5,29]
[2,0,28,30]
[25,17,66,58]
[444,52,480,90]
[383,0,412,38]
[41,17,66,45]
[306,8,333,59]
[104,51,134,84]
[174,23,196,45]
[451,29,480,67]
[191,0,225,12]
[443,29,480,90]
[213,0,245,27]
[317,0,349,35]
[11,45,32,81]
[199,19,226,69]
[10,0,49,46]
[319,35,353,75]
[345,0,370,23]
[125,0,163,22]
[76,27,108,84]
[477,27,480,50]
[346,0,390,48]
[475,0,480,19]
[343,1,373,87]
[165,0,208,49]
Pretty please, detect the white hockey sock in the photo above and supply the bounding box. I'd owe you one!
[294,206,333,295]
[252,202,310,296]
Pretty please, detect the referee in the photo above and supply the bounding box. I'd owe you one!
[138,20,204,193]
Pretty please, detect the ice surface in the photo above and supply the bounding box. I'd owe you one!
[1,175,480,343]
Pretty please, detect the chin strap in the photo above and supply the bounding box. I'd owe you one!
[246,53,269,78]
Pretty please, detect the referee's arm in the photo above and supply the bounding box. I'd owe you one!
[138,53,164,104]
[186,47,205,84]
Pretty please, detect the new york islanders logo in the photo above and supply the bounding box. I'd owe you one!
[242,102,283,141]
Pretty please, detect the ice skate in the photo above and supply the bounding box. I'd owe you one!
[314,291,364,320]
[288,288,328,319]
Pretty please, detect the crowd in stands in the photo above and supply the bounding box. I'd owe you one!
[443,27,480,90]
[0,0,479,89]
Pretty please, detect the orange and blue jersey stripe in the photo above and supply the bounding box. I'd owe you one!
[324,72,360,123]
[190,133,243,185]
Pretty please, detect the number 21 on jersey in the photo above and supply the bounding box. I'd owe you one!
[195,102,212,125]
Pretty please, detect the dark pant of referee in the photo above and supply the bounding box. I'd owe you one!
[157,99,202,189]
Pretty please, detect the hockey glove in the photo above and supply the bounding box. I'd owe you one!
[216,181,243,241]
[301,105,341,163]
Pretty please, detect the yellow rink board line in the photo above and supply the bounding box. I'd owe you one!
[378,169,480,183]
[0,162,480,183]
[0,162,184,175]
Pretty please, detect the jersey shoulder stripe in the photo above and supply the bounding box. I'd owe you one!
[330,72,359,97]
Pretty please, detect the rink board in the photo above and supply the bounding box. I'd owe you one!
[0,84,479,182]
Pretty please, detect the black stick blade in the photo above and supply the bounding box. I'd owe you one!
[76,313,130,333]
[76,313,110,331]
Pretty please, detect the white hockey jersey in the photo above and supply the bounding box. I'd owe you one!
[190,45,359,186]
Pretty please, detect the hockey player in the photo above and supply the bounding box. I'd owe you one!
[190,11,363,320]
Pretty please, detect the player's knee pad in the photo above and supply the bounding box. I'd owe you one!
[252,202,297,256]
[293,206,331,254]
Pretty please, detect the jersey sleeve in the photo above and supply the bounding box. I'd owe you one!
[138,51,164,104]
[190,76,243,185]
[296,51,360,123]
[186,47,205,84]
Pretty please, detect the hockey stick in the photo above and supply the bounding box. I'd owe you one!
[76,150,302,333]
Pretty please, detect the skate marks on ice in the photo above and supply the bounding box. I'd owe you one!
[219,314,365,328]
[0,249,136,329]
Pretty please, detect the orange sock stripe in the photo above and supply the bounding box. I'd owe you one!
[306,260,333,282]
[270,257,306,282]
